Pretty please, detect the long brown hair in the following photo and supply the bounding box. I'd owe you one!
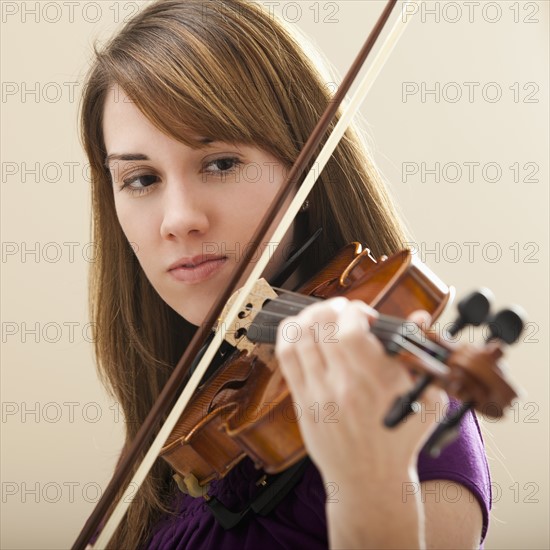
[79,0,408,547]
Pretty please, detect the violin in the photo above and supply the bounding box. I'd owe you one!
[160,242,524,498]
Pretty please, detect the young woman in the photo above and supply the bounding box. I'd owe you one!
[80,1,490,548]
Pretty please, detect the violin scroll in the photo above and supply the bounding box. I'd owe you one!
[384,287,526,457]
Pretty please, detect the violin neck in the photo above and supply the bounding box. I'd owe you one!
[246,290,449,366]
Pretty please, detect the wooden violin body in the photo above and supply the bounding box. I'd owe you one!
[159,243,518,497]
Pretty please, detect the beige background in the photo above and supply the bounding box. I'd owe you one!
[1,1,548,548]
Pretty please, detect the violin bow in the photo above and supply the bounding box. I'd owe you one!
[74,1,417,548]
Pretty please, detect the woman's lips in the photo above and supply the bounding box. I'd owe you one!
[168,257,228,284]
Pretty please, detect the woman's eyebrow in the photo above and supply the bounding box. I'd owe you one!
[104,139,217,168]
[104,153,149,169]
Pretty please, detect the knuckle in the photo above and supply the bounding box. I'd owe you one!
[297,309,317,328]
[305,297,347,319]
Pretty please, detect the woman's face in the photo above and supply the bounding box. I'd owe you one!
[103,85,297,326]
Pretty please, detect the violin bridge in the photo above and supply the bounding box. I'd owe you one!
[217,278,277,352]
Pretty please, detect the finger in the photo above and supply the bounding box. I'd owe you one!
[276,303,335,393]
[275,320,306,391]
[275,338,305,399]
[288,299,347,387]
[328,300,376,363]
[323,301,397,393]
[315,301,370,382]
[345,303,423,395]
[343,299,379,325]
[407,309,432,328]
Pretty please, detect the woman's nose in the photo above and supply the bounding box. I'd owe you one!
[159,181,210,239]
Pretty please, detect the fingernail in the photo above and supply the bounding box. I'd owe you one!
[358,302,379,318]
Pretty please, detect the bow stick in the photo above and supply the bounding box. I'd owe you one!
[74,1,417,548]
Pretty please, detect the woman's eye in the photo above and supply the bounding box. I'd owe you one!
[204,157,242,174]
[121,174,158,194]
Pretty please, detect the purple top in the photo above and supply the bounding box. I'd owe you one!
[146,398,491,549]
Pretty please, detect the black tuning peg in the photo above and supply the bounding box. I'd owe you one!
[447,289,494,337]
[384,290,490,428]
[384,375,432,428]
[485,306,527,345]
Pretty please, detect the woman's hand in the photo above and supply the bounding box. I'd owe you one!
[275,297,449,486]
[275,298,450,548]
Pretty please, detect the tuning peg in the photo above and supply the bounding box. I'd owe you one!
[485,306,527,345]
[422,401,473,457]
[447,289,494,337]
[384,375,432,427]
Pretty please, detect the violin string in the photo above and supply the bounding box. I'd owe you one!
[229,288,436,338]
[241,286,438,336]
[230,293,402,333]
[222,286,450,361]
[236,286,425,334]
